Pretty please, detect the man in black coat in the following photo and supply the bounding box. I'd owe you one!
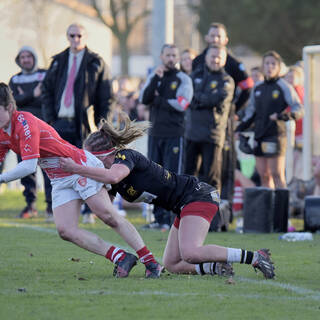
[42,23,112,223]
[193,22,254,204]
[140,44,193,230]
[185,45,234,193]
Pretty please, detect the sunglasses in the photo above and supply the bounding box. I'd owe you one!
[69,34,83,39]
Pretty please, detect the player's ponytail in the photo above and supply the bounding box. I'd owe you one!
[84,111,150,152]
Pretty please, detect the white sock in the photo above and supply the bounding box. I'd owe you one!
[227,248,242,263]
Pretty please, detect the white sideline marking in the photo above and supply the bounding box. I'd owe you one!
[0,221,57,234]
[238,277,320,300]
[0,289,319,302]
[1,221,319,302]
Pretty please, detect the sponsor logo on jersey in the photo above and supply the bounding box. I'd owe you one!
[78,177,87,187]
[24,144,32,153]
[255,90,261,97]
[127,186,137,196]
[239,63,245,71]
[17,114,32,140]
[272,90,280,99]
[170,81,178,90]
[116,153,126,160]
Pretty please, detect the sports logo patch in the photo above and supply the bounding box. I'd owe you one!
[127,186,137,196]
[78,177,87,187]
[272,90,280,99]
[172,147,179,154]
[261,142,277,154]
[210,190,220,203]
[164,170,171,180]
[170,81,178,90]
[116,153,126,160]
[210,81,217,89]
[239,63,245,71]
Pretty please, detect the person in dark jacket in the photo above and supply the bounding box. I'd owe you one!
[9,46,52,220]
[139,44,193,230]
[193,22,254,204]
[185,45,234,193]
[236,51,304,188]
[42,23,112,224]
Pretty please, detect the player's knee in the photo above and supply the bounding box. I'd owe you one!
[57,226,74,241]
[180,247,199,264]
[163,257,179,273]
[98,211,118,228]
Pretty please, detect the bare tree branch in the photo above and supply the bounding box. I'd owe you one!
[90,0,150,75]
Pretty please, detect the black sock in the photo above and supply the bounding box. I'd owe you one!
[240,250,254,264]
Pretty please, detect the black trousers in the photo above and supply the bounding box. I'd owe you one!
[220,118,236,202]
[185,140,223,193]
[148,136,184,225]
[52,118,82,148]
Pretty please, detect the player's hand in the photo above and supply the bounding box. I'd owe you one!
[17,86,24,95]
[269,113,278,121]
[33,83,42,97]
[155,65,165,78]
[59,157,77,173]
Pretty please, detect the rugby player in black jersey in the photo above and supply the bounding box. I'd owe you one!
[60,112,275,279]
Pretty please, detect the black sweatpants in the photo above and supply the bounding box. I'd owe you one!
[148,136,184,225]
[185,140,223,193]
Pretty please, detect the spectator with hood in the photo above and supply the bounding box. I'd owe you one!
[9,46,52,221]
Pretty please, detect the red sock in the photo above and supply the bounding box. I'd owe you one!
[105,246,125,263]
[136,246,157,265]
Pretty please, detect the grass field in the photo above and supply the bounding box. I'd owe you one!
[0,190,319,320]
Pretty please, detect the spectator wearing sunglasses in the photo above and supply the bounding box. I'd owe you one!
[42,23,112,224]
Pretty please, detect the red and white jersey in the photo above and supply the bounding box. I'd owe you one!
[0,111,86,179]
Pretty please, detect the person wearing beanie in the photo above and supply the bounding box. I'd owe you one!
[9,46,53,221]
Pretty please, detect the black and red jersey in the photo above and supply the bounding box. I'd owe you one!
[109,149,220,214]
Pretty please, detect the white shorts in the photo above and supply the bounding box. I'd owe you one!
[51,151,105,209]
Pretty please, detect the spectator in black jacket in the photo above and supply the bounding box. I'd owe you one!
[185,45,234,193]
[42,23,112,224]
[140,44,193,230]
[9,46,52,220]
[193,22,254,205]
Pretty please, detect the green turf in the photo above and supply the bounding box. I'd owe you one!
[0,190,319,320]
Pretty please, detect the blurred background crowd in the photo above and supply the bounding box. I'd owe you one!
[1,0,320,232]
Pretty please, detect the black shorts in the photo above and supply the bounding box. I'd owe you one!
[179,182,220,210]
[253,135,287,157]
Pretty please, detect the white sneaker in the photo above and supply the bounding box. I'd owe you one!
[82,213,95,224]
[45,212,55,223]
